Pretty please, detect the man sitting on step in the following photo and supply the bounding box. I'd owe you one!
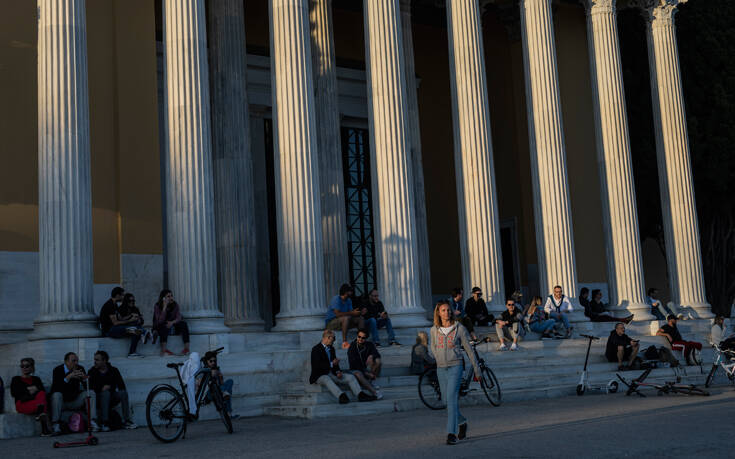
[496,298,523,351]
[543,285,574,338]
[99,286,144,358]
[657,315,702,365]
[605,323,640,370]
[325,284,365,350]
[347,329,383,399]
[88,350,137,431]
[50,352,99,434]
[310,329,377,404]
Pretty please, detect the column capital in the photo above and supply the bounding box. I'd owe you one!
[580,0,616,15]
[629,0,686,24]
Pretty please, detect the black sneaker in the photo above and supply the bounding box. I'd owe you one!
[338,393,349,404]
[374,342,382,348]
[458,423,467,440]
[358,391,377,402]
[446,434,458,445]
[389,340,401,346]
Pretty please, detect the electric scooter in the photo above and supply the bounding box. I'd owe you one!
[576,334,618,395]
[53,375,99,448]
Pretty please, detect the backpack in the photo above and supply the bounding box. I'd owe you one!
[68,412,86,432]
[643,345,659,360]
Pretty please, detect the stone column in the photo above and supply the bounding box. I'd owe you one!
[643,0,712,318]
[583,0,653,319]
[399,0,433,312]
[208,0,263,330]
[519,0,583,319]
[162,0,227,333]
[363,0,427,327]
[33,0,98,339]
[269,0,328,331]
[309,0,349,301]
[446,0,505,312]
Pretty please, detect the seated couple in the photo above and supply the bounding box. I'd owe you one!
[325,284,399,349]
[523,286,575,339]
[579,288,633,324]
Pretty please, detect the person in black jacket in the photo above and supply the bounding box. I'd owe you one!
[495,299,523,351]
[347,329,382,399]
[465,287,491,326]
[88,350,137,431]
[11,358,52,435]
[310,330,375,404]
[50,352,98,434]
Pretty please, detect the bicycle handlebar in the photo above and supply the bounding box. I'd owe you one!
[166,362,184,369]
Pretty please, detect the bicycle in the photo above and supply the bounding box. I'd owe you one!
[617,367,709,397]
[418,339,501,410]
[704,344,735,388]
[145,347,233,443]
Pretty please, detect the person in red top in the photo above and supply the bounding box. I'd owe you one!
[153,289,190,356]
[11,358,53,436]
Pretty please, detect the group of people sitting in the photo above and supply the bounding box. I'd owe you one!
[10,351,137,436]
[99,286,191,358]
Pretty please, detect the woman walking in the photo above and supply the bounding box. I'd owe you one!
[430,300,480,445]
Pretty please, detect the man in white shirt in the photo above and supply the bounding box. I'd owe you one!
[543,285,573,338]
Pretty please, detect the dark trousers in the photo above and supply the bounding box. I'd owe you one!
[590,314,620,323]
[157,321,190,344]
[106,325,141,354]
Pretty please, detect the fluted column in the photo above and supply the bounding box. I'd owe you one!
[208,0,263,330]
[33,0,98,339]
[584,0,653,319]
[363,0,427,326]
[400,0,433,312]
[269,0,327,331]
[520,0,583,319]
[163,0,227,333]
[446,0,505,312]
[643,0,712,318]
[309,0,349,301]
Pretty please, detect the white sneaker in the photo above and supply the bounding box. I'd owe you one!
[127,352,144,358]
[375,390,384,400]
[90,419,100,432]
[510,343,518,351]
[370,380,381,390]
[100,424,111,432]
[498,343,507,351]
[52,423,62,435]
[124,420,138,430]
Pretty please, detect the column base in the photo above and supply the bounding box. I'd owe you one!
[186,318,231,334]
[225,318,266,332]
[273,313,327,332]
[681,302,714,319]
[387,308,432,328]
[617,302,656,321]
[30,320,100,341]
[568,310,590,323]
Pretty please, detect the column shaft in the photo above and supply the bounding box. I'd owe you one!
[363,0,427,326]
[270,0,327,330]
[310,0,349,300]
[163,0,226,332]
[400,0,433,312]
[584,0,652,319]
[34,0,98,339]
[644,0,711,317]
[446,0,505,311]
[519,0,582,317]
[208,0,263,330]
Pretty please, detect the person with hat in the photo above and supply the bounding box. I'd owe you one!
[465,287,491,327]
[657,315,702,365]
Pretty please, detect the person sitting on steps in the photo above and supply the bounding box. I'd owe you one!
[119,293,153,344]
[711,315,735,351]
[309,329,376,404]
[99,286,143,358]
[657,315,702,365]
[588,289,633,323]
[200,350,238,419]
[543,285,574,338]
[153,289,190,356]
[49,352,99,435]
[526,296,558,339]
[449,287,477,340]
[11,358,53,436]
[605,323,640,370]
[325,284,364,350]
[347,329,383,399]
[647,288,676,320]
[410,331,436,375]
[87,350,137,431]
[361,289,400,347]
[465,287,491,327]
[496,298,523,351]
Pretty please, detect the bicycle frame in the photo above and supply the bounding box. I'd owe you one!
[710,345,735,380]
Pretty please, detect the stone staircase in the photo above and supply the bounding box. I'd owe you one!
[0,318,715,437]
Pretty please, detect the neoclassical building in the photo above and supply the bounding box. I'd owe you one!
[0,0,712,341]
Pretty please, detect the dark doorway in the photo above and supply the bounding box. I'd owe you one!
[264,119,280,323]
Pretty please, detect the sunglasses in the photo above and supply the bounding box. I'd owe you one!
[357,335,367,340]
[208,359,217,364]
[20,364,32,369]
[506,303,514,306]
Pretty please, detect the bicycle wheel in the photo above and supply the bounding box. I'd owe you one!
[210,383,233,434]
[418,368,444,410]
[479,366,502,406]
[146,386,187,443]
[705,364,718,388]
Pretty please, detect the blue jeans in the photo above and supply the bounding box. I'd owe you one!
[529,319,556,334]
[105,325,141,354]
[549,311,570,329]
[436,364,465,435]
[207,379,234,413]
[366,317,395,344]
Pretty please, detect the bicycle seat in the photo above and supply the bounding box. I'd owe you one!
[580,334,599,340]
[166,362,184,369]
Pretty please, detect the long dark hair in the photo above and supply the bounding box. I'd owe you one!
[156,289,174,312]
[121,293,136,312]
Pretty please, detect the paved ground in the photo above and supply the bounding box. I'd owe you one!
[5,386,734,458]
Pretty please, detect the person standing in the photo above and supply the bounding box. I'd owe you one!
[153,289,190,356]
[362,289,400,347]
[430,300,480,445]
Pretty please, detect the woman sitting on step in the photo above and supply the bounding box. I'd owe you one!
[10,358,53,436]
[526,296,558,339]
[588,289,633,324]
[153,289,190,357]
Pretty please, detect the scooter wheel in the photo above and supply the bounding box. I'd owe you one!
[576,384,585,396]
[88,436,99,445]
[608,381,618,394]
[53,442,60,448]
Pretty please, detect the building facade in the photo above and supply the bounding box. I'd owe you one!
[0,0,712,340]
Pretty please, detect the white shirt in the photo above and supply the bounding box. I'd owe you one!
[439,326,455,335]
[544,295,573,314]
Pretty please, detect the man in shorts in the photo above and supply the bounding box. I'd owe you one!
[605,323,640,370]
[325,284,364,349]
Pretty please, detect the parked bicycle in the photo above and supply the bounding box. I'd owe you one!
[705,343,735,388]
[617,368,709,397]
[418,339,501,409]
[146,347,233,443]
